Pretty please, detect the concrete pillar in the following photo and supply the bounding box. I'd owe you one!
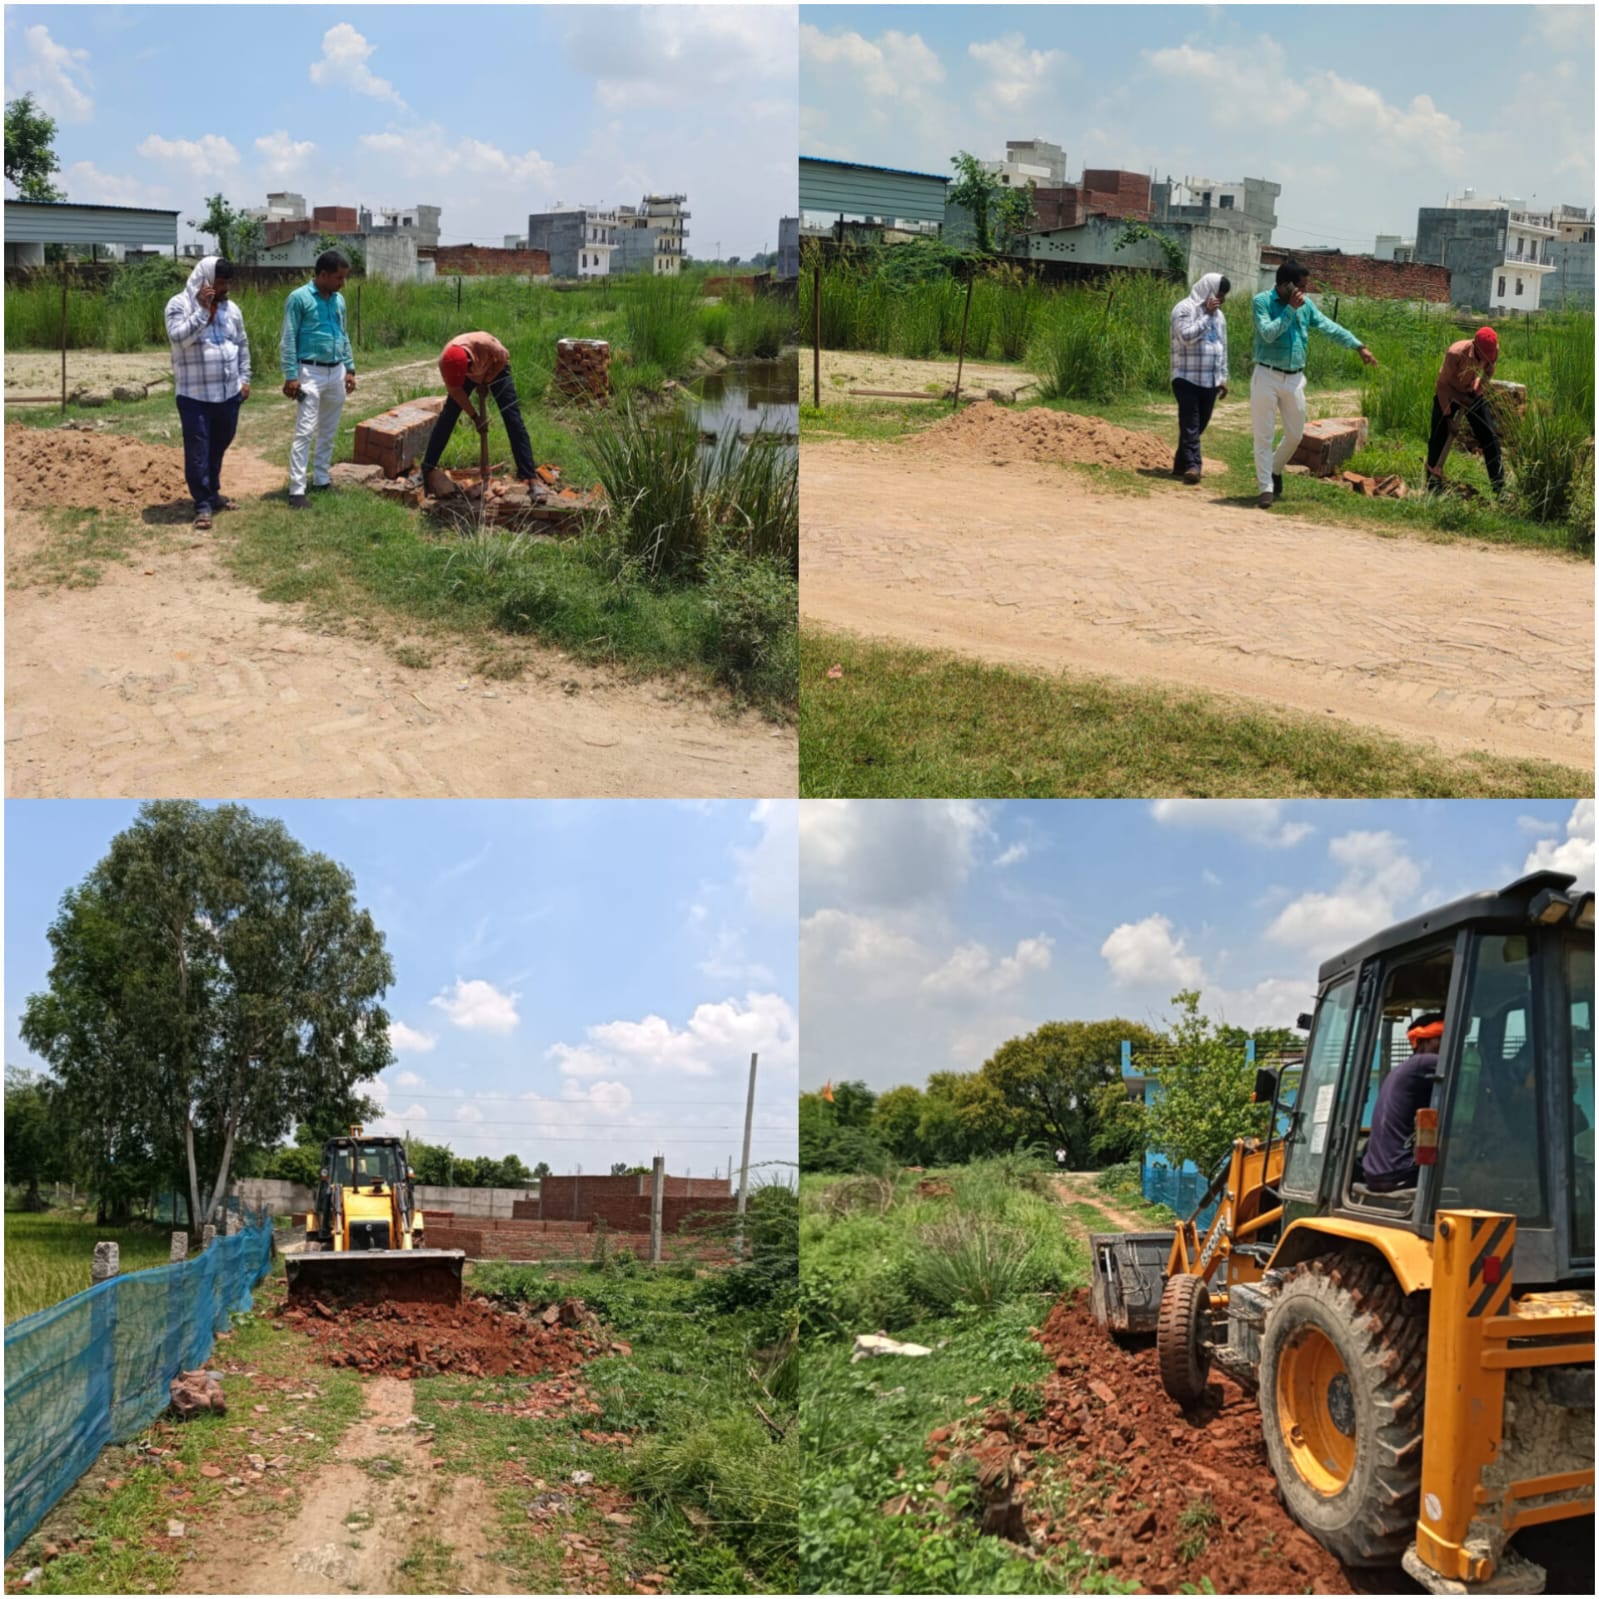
[225,1210,242,1236]
[169,1231,189,1264]
[91,1241,120,1284]
[200,1225,216,1253]
[650,1156,665,1264]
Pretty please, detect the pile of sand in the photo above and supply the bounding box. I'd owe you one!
[907,399,1223,474]
[4,423,192,510]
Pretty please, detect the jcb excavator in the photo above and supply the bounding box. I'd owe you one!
[1089,871,1594,1593]
[284,1128,464,1307]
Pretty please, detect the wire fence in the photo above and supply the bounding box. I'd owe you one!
[4,1214,275,1558]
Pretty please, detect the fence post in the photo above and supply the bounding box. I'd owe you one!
[91,1240,120,1286]
[87,1242,119,1477]
[356,281,362,351]
[735,1050,759,1261]
[169,1230,189,1264]
[225,1210,242,1237]
[812,261,821,410]
[200,1224,216,1254]
[59,260,68,415]
[649,1156,664,1264]
[952,274,975,411]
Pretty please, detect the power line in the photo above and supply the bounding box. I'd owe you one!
[379,1090,790,1109]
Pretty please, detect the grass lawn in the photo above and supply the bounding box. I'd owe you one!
[799,628,1591,799]
[4,1210,178,1325]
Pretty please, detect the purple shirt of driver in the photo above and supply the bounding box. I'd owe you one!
[1364,1049,1439,1188]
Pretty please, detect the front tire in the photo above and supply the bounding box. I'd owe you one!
[1157,1273,1212,1406]
[1259,1256,1426,1567]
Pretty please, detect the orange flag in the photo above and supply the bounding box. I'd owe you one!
[821,1080,835,1103]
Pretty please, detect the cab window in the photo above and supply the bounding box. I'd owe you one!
[1282,975,1357,1198]
[1569,939,1594,1261]
[1437,934,1548,1229]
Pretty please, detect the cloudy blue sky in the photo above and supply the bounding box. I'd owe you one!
[4,4,797,256]
[801,4,1594,249]
[6,800,799,1182]
[800,800,1595,1093]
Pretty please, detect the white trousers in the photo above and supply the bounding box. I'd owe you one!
[288,362,345,493]
[1250,365,1307,493]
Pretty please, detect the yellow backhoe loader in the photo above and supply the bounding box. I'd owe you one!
[1091,871,1594,1593]
[285,1128,464,1307]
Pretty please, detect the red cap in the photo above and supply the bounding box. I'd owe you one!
[1474,326,1498,356]
[440,344,469,385]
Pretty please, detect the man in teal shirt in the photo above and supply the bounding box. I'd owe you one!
[1251,260,1376,509]
[280,249,357,508]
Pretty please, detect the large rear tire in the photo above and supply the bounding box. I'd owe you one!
[1259,1256,1426,1567]
[1157,1272,1212,1406]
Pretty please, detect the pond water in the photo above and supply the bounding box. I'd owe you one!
[689,358,799,444]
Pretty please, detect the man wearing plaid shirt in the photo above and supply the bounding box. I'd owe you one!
[1170,273,1231,484]
[164,256,251,529]
[280,249,357,508]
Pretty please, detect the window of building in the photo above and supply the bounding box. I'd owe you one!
[1498,275,1507,297]
[1219,194,1235,209]
[1516,278,1524,296]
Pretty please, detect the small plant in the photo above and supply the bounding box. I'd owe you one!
[906,1214,1035,1316]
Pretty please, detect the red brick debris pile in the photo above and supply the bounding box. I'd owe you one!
[280,1293,607,1379]
[942,1290,1354,1595]
[554,339,611,404]
[910,400,1220,475]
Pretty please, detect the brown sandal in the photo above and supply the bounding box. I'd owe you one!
[194,506,213,530]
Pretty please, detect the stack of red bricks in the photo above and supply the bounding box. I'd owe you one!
[424,1213,733,1264]
[352,395,446,479]
[1081,169,1153,221]
[554,339,611,405]
[1029,188,1086,231]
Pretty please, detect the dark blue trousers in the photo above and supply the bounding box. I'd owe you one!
[1171,377,1220,474]
[174,393,242,513]
[421,369,536,480]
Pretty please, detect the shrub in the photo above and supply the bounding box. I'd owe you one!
[699,546,798,704]
[905,1214,1035,1315]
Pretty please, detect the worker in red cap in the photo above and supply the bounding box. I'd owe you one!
[414,331,537,489]
[1426,326,1505,495]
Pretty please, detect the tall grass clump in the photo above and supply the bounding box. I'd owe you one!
[905,1214,1035,1315]
[1506,406,1595,544]
[622,270,703,374]
[725,294,795,360]
[1362,358,1434,437]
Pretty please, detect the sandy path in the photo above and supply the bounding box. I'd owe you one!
[801,441,1593,770]
[1052,1173,1157,1235]
[6,454,795,800]
[182,1375,518,1595]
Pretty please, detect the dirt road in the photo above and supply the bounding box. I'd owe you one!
[801,441,1593,770]
[5,448,795,799]
[181,1375,510,1595]
[1052,1172,1155,1235]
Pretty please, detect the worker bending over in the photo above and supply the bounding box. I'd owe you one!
[1426,326,1505,496]
[416,332,537,488]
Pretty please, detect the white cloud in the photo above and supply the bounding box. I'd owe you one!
[1202,868,1222,887]
[254,131,316,179]
[457,1103,484,1124]
[922,934,1053,999]
[57,161,164,207]
[309,23,404,106]
[1209,976,1314,1032]
[737,799,796,920]
[994,842,1029,868]
[389,1021,437,1054]
[548,992,797,1080]
[800,24,946,99]
[1149,800,1312,849]
[1518,814,1561,837]
[358,126,553,186]
[137,133,240,180]
[429,978,520,1035]
[801,799,988,910]
[1267,831,1424,951]
[698,927,776,986]
[1523,799,1595,892]
[1101,914,1205,987]
[394,1070,425,1090]
[800,907,929,999]
[6,24,93,122]
[967,33,1066,109]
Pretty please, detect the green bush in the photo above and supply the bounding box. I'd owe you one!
[905,1214,1036,1315]
[699,547,798,704]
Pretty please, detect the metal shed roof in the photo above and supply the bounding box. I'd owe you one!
[800,156,950,226]
[5,200,180,248]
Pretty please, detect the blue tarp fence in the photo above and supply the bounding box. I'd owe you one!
[4,1216,275,1558]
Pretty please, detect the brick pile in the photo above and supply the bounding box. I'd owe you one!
[352,395,446,479]
[1029,187,1086,231]
[428,245,551,278]
[554,339,611,405]
[1289,417,1369,476]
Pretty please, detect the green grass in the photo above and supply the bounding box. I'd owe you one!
[4,1211,178,1324]
[800,628,1592,798]
[800,1162,1129,1594]
[11,507,182,590]
[1094,1163,1179,1228]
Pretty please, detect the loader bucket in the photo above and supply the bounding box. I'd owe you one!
[285,1248,466,1308]
[1088,1230,1174,1338]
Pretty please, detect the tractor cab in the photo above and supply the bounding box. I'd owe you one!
[1276,868,1594,1289]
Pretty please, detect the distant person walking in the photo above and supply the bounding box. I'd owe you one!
[1426,327,1505,496]
[163,256,251,530]
[414,332,538,489]
[1251,260,1377,509]
[280,249,356,508]
[1170,272,1230,484]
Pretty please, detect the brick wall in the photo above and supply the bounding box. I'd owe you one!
[1081,170,1152,221]
[1261,246,1450,303]
[313,206,358,232]
[1030,187,1086,231]
[428,245,551,277]
[264,219,311,247]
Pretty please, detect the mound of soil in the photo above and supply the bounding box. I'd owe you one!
[5,422,192,510]
[941,1290,1352,1595]
[282,1294,605,1380]
[907,400,1224,475]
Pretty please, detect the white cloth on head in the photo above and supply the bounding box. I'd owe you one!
[1184,273,1225,309]
[1171,274,1229,386]
[184,255,220,305]
[164,255,250,402]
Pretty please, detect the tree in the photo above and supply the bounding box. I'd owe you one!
[188,194,262,262]
[948,151,1034,256]
[979,1019,1163,1167]
[871,1084,926,1163]
[405,1138,455,1187]
[5,1066,66,1208]
[4,94,65,201]
[314,230,361,273]
[532,1160,552,1180]
[1141,991,1270,1177]
[1113,220,1186,279]
[21,802,395,1229]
